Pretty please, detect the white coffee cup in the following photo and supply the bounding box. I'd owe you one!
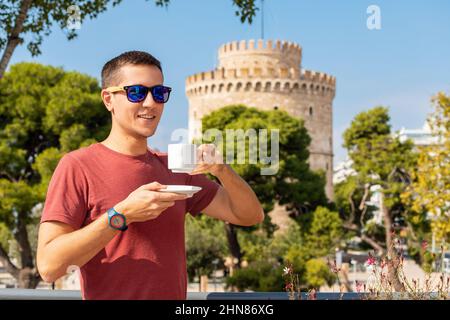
[168,144,198,173]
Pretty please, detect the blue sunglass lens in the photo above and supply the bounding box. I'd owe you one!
[152,86,170,103]
[127,86,148,102]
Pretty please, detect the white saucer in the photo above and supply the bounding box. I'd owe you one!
[159,185,202,196]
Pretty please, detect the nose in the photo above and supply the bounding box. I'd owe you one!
[142,90,163,108]
[142,91,155,108]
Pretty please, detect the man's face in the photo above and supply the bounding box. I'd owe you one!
[102,64,165,139]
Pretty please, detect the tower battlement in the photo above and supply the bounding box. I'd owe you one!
[301,70,336,85]
[218,39,301,59]
[185,39,336,199]
[185,68,335,85]
[185,68,335,98]
[217,39,302,71]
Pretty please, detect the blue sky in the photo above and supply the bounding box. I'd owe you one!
[8,0,450,164]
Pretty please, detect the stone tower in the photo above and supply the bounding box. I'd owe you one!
[185,39,336,199]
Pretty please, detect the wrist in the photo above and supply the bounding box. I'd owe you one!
[113,201,132,225]
[213,164,231,179]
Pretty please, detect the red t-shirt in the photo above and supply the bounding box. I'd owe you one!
[40,142,220,300]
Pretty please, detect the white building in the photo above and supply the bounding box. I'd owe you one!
[333,158,355,185]
[398,122,439,147]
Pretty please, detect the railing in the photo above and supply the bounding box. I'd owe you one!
[1,289,446,300]
[0,289,362,300]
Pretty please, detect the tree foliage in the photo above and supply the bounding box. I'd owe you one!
[403,93,450,244]
[0,0,258,78]
[199,105,329,290]
[185,214,228,282]
[341,106,418,291]
[200,105,327,276]
[227,206,342,291]
[341,106,417,249]
[0,62,109,287]
[202,105,327,216]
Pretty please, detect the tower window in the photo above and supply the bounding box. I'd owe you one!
[309,106,313,117]
[274,106,278,110]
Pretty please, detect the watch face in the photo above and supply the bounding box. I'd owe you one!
[111,215,125,229]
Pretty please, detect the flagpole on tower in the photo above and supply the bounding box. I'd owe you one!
[261,0,265,39]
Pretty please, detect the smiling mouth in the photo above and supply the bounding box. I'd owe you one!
[137,115,156,120]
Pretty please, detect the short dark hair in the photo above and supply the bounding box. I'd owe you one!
[101,51,162,88]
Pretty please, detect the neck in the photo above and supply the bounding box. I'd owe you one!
[101,125,149,156]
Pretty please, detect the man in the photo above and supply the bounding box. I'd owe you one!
[36,51,264,300]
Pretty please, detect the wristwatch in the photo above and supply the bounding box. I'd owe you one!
[107,208,128,231]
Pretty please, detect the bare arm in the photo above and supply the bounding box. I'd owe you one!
[37,213,118,283]
[202,165,264,226]
[37,182,188,283]
[188,144,264,226]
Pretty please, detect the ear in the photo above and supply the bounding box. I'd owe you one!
[101,89,114,112]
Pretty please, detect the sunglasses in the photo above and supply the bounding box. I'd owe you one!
[106,84,172,103]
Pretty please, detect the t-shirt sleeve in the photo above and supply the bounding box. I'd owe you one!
[185,173,220,217]
[40,154,89,230]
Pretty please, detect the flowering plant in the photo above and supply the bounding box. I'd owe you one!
[283,238,449,300]
[356,245,449,300]
[282,262,318,300]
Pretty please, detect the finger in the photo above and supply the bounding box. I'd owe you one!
[154,192,190,201]
[196,144,212,161]
[196,146,203,164]
[214,150,224,164]
[201,144,216,164]
[198,145,223,165]
[158,201,175,209]
[147,202,176,217]
[139,181,167,191]
[188,165,209,175]
[193,163,209,171]
[188,171,207,176]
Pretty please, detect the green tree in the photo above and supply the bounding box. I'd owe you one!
[334,176,385,252]
[283,206,341,290]
[226,206,342,292]
[341,106,417,291]
[0,0,258,78]
[304,206,342,257]
[0,62,109,287]
[226,224,297,292]
[403,93,450,247]
[225,260,284,292]
[201,106,327,267]
[185,214,228,287]
[304,258,336,289]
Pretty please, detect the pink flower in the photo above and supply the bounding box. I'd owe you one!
[421,240,428,250]
[366,256,376,266]
[285,283,293,290]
